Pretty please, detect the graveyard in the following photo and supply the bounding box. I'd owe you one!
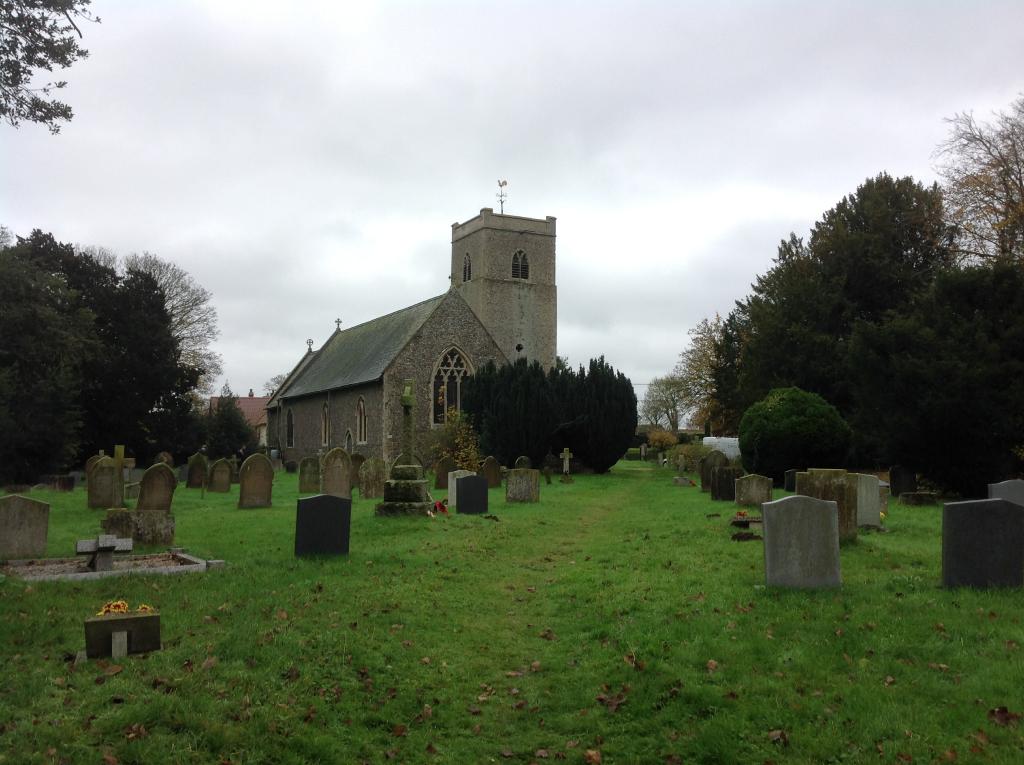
[2,461,1024,764]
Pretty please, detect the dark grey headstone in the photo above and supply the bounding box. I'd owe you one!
[700,451,729,493]
[889,465,917,497]
[988,479,1024,507]
[942,499,1024,589]
[783,469,798,493]
[434,456,456,489]
[479,456,502,488]
[295,494,351,557]
[0,495,49,559]
[186,452,207,489]
[514,455,532,470]
[455,475,488,515]
[85,612,160,658]
[710,466,743,501]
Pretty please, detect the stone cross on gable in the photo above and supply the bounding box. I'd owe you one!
[335,318,342,331]
[560,447,573,474]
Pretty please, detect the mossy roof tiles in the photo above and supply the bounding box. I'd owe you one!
[277,294,445,399]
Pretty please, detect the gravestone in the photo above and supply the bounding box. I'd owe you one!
[294,494,351,557]
[455,475,488,515]
[762,495,841,589]
[238,453,274,508]
[85,610,160,659]
[186,453,208,489]
[154,451,174,467]
[76,534,132,572]
[350,454,365,490]
[359,457,386,498]
[208,459,232,493]
[88,457,119,509]
[854,473,882,528]
[0,495,49,559]
[376,379,433,516]
[560,447,574,476]
[447,470,475,508]
[889,465,917,498]
[783,469,798,493]
[699,451,729,493]
[479,456,502,488]
[228,456,240,484]
[711,466,743,501]
[434,456,457,489]
[735,474,772,508]
[942,499,1024,588]
[514,455,532,470]
[506,468,540,503]
[795,469,857,543]
[131,462,177,545]
[85,454,102,486]
[988,479,1024,507]
[298,456,321,494]
[321,447,352,498]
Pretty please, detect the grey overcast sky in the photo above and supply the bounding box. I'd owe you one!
[2,1,1022,402]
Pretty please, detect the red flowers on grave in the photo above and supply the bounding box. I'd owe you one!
[434,499,449,515]
[736,510,748,517]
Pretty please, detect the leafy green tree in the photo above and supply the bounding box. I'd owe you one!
[0,237,93,481]
[849,263,1024,496]
[0,0,100,133]
[738,387,851,484]
[206,385,256,458]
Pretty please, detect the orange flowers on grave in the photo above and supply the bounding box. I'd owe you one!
[96,600,155,616]
[736,510,748,517]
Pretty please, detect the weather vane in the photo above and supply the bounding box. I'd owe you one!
[496,179,508,213]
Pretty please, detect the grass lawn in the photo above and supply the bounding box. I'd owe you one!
[2,461,1023,764]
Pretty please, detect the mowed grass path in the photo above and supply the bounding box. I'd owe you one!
[2,462,1023,764]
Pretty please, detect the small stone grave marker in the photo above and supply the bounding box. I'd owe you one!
[0,495,50,559]
[321,447,352,498]
[506,468,540,503]
[447,470,475,508]
[455,474,488,515]
[298,456,321,494]
[479,456,502,488]
[700,451,729,493]
[434,456,456,489]
[854,473,882,528]
[208,459,232,492]
[84,610,160,659]
[186,452,208,489]
[76,534,133,572]
[762,495,841,589]
[87,456,119,509]
[783,469,798,493]
[294,494,351,557]
[514,455,532,469]
[711,466,743,501]
[735,474,772,508]
[942,498,1024,588]
[238,453,273,508]
[359,456,386,498]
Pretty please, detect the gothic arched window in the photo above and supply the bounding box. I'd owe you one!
[286,409,295,448]
[433,348,471,424]
[511,249,529,280]
[321,403,330,446]
[463,253,472,282]
[345,430,353,452]
[357,397,367,444]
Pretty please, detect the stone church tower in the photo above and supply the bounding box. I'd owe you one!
[451,208,557,370]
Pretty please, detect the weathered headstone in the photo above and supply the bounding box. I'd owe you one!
[136,463,176,514]
[988,479,1024,507]
[85,610,160,659]
[76,534,132,572]
[350,453,365,490]
[455,475,488,515]
[506,468,540,503]
[228,456,240,484]
[0,495,49,559]
[711,466,743,501]
[514,455,532,470]
[85,454,102,486]
[783,469,798,493]
[700,451,729,493]
[447,469,475,508]
[154,451,174,467]
[321,447,352,498]
[87,457,119,509]
[559,447,574,476]
[298,456,321,494]
[735,474,772,508]
[434,456,457,489]
[479,456,502,488]
[854,473,882,528]
[294,494,351,557]
[359,457,386,498]
[889,465,917,498]
[762,495,841,589]
[208,459,232,493]
[238,453,274,508]
[795,469,857,543]
[186,452,208,489]
[942,498,1024,588]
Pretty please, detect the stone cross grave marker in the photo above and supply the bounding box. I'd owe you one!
[560,448,573,475]
[447,470,475,508]
[456,474,488,515]
[396,378,416,466]
[76,534,133,572]
[238,453,274,508]
[208,459,231,493]
[111,445,127,508]
[988,479,1024,507]
[479,456,502,488]
[506,468,540,503]
[942,498,1024,588]
[0,495,50,559]
[298,456,321,494]
[321,447,352,498]
[294,494,351,557]
[762,495,841,589]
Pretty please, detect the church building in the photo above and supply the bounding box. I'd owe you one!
[266,208,557,464]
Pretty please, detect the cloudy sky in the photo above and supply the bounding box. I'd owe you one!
[2,1,1022,404]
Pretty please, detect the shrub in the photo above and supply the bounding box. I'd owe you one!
[646,428,678,450]
[624,447,641,461]
[738,387,851,483]
[677,443,710,473]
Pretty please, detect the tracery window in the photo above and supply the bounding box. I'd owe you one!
[433,348,471,424]
[511,249,529,280]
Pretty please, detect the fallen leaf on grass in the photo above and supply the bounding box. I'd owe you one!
[282,666,300,681]
[539,628,556,641]
[884,676,896,687]
[706,660,719,673]
[940,749,957,761]
[425,742,438,755]
[392,724,408,737]
[535,749,549,758]
[928,663,950,672]
[596,686,629,713]
[530,661,541,672]
[123,722,148,740]
[768,729,789,746]
[420,656,431,665]
[276,610,288,620]
[468,705,482,716]
[104,665,123,676]
[202,656,218,671]
[500,750,514,759]
[623,652,646,671]
[102,752,119,765]
[988,707,1022,726]
[895,754,912,763]
[584,750,602,764]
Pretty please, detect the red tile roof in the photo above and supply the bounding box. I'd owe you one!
[209,392,270,428]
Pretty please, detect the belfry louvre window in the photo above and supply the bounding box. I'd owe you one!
[511,250,529,280]
[463,253,472,282]
[433,348,470,424]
